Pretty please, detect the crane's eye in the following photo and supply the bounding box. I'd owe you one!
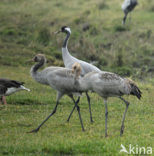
[61,26,67,32]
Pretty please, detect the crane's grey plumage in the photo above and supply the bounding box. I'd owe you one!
[56,26,101,123]
[0,78,30,104]
[29,54,85,133]
[122,0,138,25]
[72,62,142,137]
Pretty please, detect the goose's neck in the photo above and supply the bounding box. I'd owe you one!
[63,32,70,48]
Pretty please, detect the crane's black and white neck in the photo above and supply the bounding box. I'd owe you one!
[61,26,71,48]
[59,26,77,68]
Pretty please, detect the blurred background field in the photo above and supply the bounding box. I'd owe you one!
[0,0,154,155]
[0,0,154,78]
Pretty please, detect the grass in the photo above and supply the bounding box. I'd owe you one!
[0,66,154,155]
[0,0,154,155]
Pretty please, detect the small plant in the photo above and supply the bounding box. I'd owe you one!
[116,51,124,67]
[149,5,154,12]
[89,26,99,36]
[114,25,128,32]
[37,28,50,46]
[98,1,109,10]
[114,66,133,76]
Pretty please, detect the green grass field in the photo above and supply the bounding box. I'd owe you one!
[0,66,154,155]
[0,0,154,155]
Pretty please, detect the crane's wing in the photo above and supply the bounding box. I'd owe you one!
[98,71,122,82]
[46,68,79,93]
[78,59,101,75]
[63,54,100,76]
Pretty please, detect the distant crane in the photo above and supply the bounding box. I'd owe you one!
[55,26,101,123]
[28,54,85,133]
[122,0,138,25]
[72,62,142,137]
[0,78,30,104]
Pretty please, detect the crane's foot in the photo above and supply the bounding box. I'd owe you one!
[90,119,94,123]
[27,127,40,133]
[66,118,70,122]
[82,128,85,132]
[120,125,124,136]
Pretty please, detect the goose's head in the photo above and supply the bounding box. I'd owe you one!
[55,26,71,34]
[32,54,46,63]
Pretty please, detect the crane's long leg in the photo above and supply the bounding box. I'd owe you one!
[67,92,93,123]
[104,98,108,137]
[122,12,128,25]
[68,95,85,131]
[75,97,85,131]
[28,92,63,133]
[119,97,130,136]
[86,92,93,123]
[67,96,76,122]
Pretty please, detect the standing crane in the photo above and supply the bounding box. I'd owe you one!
[0,78,30,104]
[28,54,85,133]
[122,0,138,25]
[55,26,101,123]
[72,62,142,137]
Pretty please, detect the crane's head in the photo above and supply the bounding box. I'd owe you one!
[55,26,71,35]
[32,54,46,63]
[72,62,81,79]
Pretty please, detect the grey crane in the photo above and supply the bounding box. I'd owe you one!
[72,62,142,137]
[0,78,30,104]
[55,26,101,123]
[28,54,85,133]
[122,0,138,25]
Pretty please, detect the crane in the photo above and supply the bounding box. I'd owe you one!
[72,62,142,137]
[122,0,138,25]
[55,26,101,123]
[28,54,85,133]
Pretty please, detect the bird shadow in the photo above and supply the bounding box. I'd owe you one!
[7,99,48,106]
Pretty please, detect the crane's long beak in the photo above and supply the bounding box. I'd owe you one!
[25,59,33,64]
[54,30,61,35]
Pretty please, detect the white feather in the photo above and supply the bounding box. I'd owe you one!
[65,27,71,34]
[122,0,131,10]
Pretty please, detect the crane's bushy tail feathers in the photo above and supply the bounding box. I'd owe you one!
[130,83,142,100]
